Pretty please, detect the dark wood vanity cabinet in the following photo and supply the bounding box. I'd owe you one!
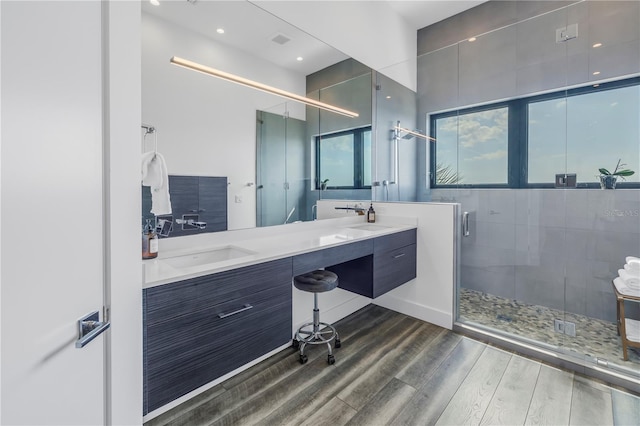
[143,258,292,415]
[329,229,417,298]
[372,231,417,298]
[142,228,417,414]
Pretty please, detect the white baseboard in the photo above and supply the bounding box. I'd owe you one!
[373,294,453,330]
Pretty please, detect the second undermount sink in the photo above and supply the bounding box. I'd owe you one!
[347,224,392,232]
[162,245,256,269]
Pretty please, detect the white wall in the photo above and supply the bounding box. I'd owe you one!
[108,2,144,424]
[255,0,418,91]
[318,200,458,329]
[142,13,307,231]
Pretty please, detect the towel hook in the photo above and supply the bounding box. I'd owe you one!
[141,124,158,154]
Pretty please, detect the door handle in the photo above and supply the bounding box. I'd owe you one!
[462,211,470,237]
[75,311,110,348]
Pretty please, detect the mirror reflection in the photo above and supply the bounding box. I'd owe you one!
[141,0,359,233]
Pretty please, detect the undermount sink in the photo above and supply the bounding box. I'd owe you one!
[347,224,391,232]
[162,246,256,269]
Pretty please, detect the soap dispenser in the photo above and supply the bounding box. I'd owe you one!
[142,219,159,259]
[367,203,376,223]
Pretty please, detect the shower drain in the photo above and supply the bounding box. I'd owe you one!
[554,319,576,337]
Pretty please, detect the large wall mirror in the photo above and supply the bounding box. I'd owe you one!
[141,0,375,233]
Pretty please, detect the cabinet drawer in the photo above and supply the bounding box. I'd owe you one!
[144,282,292,414]
[292,239,373,276]
[373,244,416,298]
[374,229,416,252]
[145,257,292,326]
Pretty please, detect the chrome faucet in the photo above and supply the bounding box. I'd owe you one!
[334,203,366,215]
[175,214,207,230]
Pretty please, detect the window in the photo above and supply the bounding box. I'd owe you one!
[433,107,509,185]
[528,84,640,185]
[316,127,371,189]
[430,77,640,188]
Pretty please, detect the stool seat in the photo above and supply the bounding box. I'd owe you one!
[292,269,341,365]
[294,270,338,293]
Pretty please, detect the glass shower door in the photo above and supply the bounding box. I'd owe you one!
[256,110,286,227]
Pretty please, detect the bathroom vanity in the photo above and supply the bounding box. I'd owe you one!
[142,217,417,415]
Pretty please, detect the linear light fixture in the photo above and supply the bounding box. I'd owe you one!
[170,56,359,118]
[394,126,436,141]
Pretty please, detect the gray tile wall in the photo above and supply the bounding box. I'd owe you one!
[419,1,640,325]
[433,188,640,322]
[418,1,640,116]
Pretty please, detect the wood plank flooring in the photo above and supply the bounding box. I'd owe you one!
[146,305,639,426]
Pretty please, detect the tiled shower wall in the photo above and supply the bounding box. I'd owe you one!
[432,188,640,323]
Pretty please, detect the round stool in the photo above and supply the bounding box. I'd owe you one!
[293,269,341,365]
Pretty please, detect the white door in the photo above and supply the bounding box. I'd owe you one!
[1,1,108,424]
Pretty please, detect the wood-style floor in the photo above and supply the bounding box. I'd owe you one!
[146,305,640,426]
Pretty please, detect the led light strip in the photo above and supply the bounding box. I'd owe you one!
[170,56,359,118]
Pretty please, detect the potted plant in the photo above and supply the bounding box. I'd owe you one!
[320,178,329,191]
[598,159,635,189]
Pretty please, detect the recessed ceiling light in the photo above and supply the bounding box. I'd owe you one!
[216,28,225,34]
[592,42,602,48]
[386,96,391,99]
[150,0,160,6]
[593,71,601,75]
[468,37,477,42]
[296,57,303,62]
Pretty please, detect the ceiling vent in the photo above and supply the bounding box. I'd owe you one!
[270,32,291,45]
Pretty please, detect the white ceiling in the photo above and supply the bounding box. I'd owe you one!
[386,1,487,30]
[142,0,485,75]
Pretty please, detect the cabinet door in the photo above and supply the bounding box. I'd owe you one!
[143,258,292,414]
[372,229,417,297]
[373,244,416,298]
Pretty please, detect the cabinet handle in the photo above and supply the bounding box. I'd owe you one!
[393,253,406,259]
[218,303,253,319]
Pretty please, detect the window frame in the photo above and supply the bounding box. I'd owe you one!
[315,126,372,190]
[430,76,640,189]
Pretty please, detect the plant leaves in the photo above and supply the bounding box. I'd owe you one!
[598,168,611,175]
[613,169,635,177]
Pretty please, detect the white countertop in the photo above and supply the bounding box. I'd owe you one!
[143,216,417,288]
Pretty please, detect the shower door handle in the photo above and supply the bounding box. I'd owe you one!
[462,211,470,237]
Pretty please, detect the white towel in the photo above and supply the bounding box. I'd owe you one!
[618,269,640,289]
[624,263,640,274]
[141,151,172,216]
[614,276,640,297]
[625,256,640,271]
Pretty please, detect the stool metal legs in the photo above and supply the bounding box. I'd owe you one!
[294,293,341,365]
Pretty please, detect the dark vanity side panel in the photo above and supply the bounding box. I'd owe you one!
[292,239,373,276]
[145,258,292,326]
[198,176,227,232]
[329,256,374,298]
